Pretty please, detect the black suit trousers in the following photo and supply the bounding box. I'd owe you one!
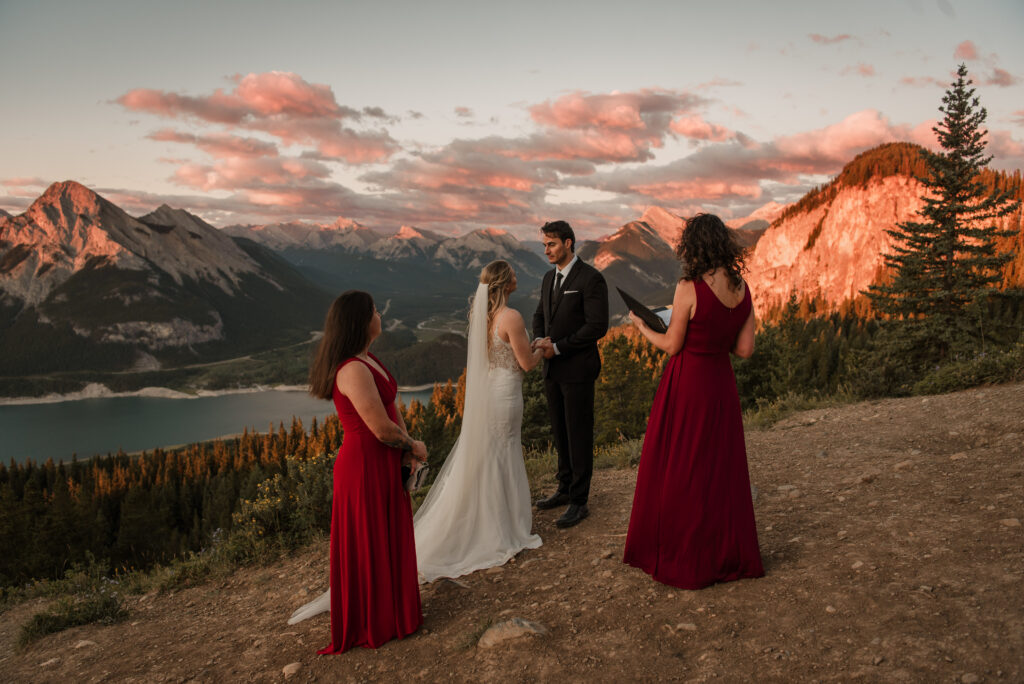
[544,376,595,505]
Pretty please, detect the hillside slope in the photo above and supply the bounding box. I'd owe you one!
[1,384,1021,682]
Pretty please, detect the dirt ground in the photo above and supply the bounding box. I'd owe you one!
[1,382,1022,683]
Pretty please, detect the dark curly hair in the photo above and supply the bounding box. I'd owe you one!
[675,213,746,289]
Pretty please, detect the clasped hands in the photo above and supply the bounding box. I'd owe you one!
[403,439,428,467]
[531,337,556,359]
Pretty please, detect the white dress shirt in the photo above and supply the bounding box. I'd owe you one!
[550,255,578,355]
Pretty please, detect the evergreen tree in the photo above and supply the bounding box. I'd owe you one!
[867,64,1020,363]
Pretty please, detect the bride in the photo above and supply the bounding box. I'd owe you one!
[289,260,541,623]
[414,259,543,581]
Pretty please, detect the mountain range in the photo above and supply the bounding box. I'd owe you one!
[3,142,1021,385]
[0,181,331,376]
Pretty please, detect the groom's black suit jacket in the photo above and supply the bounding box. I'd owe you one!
[532,259,609,383]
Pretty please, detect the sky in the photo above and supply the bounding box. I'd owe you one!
[1,0,1022,239]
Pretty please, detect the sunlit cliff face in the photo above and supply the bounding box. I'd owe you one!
[744,175,927,317]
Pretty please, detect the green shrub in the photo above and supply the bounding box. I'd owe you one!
[913,342,1024,395]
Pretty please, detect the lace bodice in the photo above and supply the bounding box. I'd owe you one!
[489,331,522,372]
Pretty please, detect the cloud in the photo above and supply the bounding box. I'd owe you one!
[899,75,948,88]
[117,71,399,164]
[669,115,736,142]
[574,109,931,207]
[984,67,1019,87]
[1,177,49,188]
[171,157,332,192]
[809,33,853,45]
[148,129,279,159]
[454,106,474,118]
[842,63,876,77]
[1011,110,1024,126]
[954,40,979,60]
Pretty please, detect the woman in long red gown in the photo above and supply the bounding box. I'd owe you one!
[308,290,426,653]
[623,213,764,589]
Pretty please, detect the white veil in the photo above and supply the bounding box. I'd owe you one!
[411,282,490,524]
[287,283,490,624]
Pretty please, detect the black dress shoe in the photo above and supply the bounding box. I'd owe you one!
[556,504,589,528]
[536,491,571,510]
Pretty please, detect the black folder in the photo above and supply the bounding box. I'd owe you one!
[616,287,669,334]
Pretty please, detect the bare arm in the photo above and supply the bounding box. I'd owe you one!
[337,364,426,460]
[499,309,543,371]
[630,280,695,356]
[731,306,756,359]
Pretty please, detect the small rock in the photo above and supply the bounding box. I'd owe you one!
[282,662,302,678]
[676,622,698,631]
[825,605,837,614]
[816,449,828,459]
[873,655,884,665]
[39,658,60,667]
[601,570,613,579]
[961,674,979,684]
[908,449,922,455]
[440,578,470,589]
[950,452,968,461]
[787,489,801,499]
[777,484,796,492]
[1000,518,1021,528]
[858,471,880,484]
[851,561,864,570]
[893,460,913,471]
[837,530,848,540]
[484,566,504,574]
[600,549,614,559]
[74,640,97,649]
[478,618,548,648]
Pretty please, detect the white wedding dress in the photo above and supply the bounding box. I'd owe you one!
[287,283,540,624]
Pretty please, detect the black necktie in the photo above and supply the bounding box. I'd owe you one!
[553,272,563,306]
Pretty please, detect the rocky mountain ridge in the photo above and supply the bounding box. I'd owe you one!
[0,182,331,376]
[745,143,1024,317]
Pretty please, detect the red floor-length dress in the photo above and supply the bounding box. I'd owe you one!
[623,279,764,589]
[318,353,422,654]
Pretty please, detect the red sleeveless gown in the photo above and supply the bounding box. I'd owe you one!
[318,353,422,654]
[623,279,764,589]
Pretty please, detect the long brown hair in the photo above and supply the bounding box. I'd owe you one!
[675,213,746,289]
[308,290,375,399]
[479,260,515,349]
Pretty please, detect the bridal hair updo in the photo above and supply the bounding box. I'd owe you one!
[479,260,515,348]
[309,290,375,400]
[675,213,747,289]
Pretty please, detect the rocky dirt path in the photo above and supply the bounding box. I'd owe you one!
[2,382,1022,682]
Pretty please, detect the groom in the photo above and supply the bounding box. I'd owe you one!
[532,220,609,528]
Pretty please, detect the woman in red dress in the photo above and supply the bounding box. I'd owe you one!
[623,213,764,589]
[308,290,426,653]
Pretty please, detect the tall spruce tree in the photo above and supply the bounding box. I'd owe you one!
[867,64,1019,363]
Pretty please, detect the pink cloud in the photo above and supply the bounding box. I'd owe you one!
[899,75,948,88]
[842,63,876,77]
[809,33,853,45]
[148,129,278,159]
[954,40,978,60]
[171,157,332,191]
[233,72,344,117]
[670,115,735,142]
[631,179,763,202]
[117,72,398,164]
[454,106,473,118]
[771,110,908,170]
[1,177,48,187]
[985,67,1018,87]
